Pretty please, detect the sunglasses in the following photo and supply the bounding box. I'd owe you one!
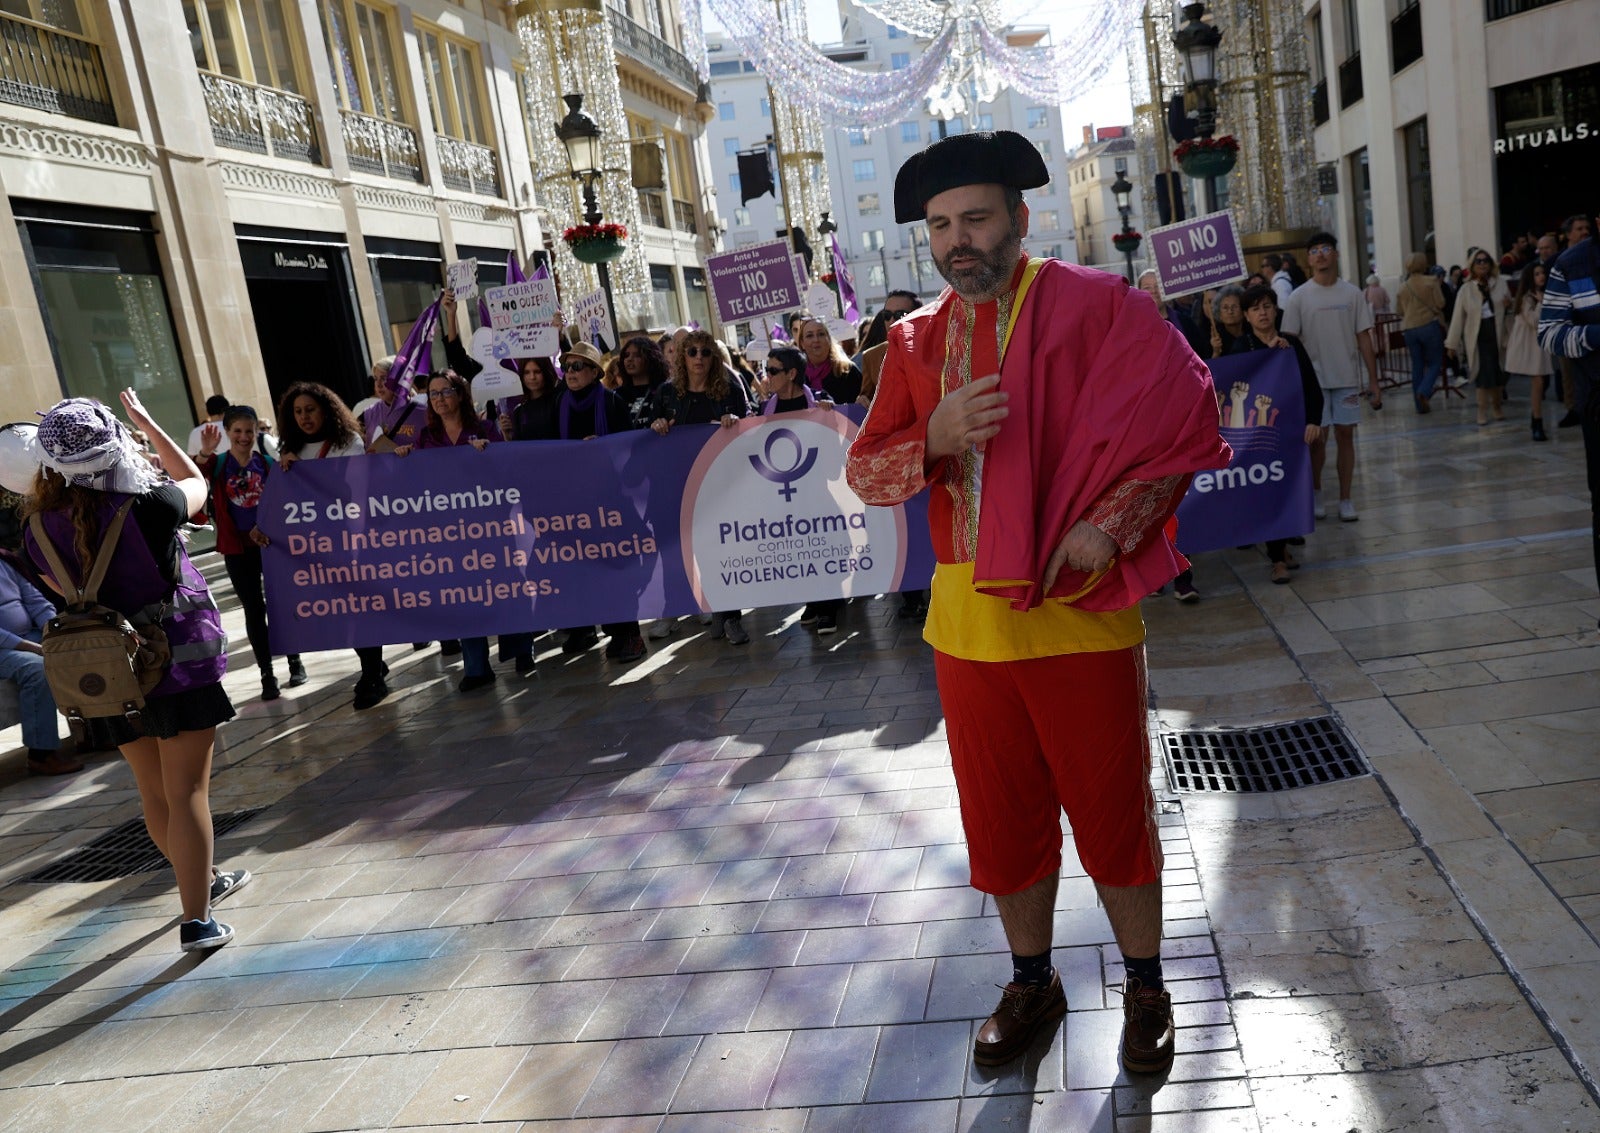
[766,365,789,375]
[1472,258,1492,266]
[684,346,712,358]
[566,360,597,373]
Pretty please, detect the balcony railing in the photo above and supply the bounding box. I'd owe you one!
[340,110,422,182]
[1338,53,1363,109]
[608,8,697,94]
[672,198,698,235]
[1390,4,1422,73]
[437,135,501,197]
[1311,80,1329,125]
[637,189,668,228]
[199,71,320,164]
[1487,0,1561,18]
[0,11,115,125]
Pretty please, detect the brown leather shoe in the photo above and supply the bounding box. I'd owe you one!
[973,969,1067,1066]
[1120,977,1175,1074]
[27,750,84,776]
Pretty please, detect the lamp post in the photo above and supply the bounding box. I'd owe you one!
[1173,2,1223,212]
[1111,170,1139,283]
[554,92,617,339]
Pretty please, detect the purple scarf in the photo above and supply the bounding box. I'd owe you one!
[559,384,609,439]
[804,360,831,392]
[762,384,816,416]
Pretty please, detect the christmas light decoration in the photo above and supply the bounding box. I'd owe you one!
[516,3,651,319]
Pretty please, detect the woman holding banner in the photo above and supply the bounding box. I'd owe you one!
[798,319,864,407]
[1229,284,1326,584]
[197,407,305,701]
[616,336,669,431]
[396,371,531,690]
[276,382,392,710]
[650,328,754,645]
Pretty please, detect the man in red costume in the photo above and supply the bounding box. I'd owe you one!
[846,131,1230,1074]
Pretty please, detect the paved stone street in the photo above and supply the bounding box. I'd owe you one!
[1,385,1598,1131]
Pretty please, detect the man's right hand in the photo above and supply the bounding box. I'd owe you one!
[925,374,1008,463]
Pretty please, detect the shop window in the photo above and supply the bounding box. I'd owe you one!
[683,266,711,331]
[183,0,305,93]
[367,237,443,350]
[417,23,488,143]
[17,207,192,444]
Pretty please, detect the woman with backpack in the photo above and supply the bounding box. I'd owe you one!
[24,391,247,953]
[196,405,305,701]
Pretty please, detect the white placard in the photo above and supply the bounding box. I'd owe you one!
[494,324,560,358]
[483,278,559,330]
[827,316,855,343]
[804,282,838,319]
[571,288,617,353]
[467,327,500,369]
[471,365,522,406]
[744,340,770,362]
[446,258,478,299]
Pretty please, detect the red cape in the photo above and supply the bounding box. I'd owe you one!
[974,260,1231,611]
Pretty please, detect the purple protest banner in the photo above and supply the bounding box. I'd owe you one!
[1148,209,1246,297]
[706,239,802,324]
[1174,349,1312,555]
[260,407,934,653]
[830,235,860,322]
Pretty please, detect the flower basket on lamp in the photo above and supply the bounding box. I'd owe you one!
[1174,136,1238,180]
[563,222,628,264]
[1112,231,1143,255]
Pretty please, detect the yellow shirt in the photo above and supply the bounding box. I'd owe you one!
[924,560,1146,662]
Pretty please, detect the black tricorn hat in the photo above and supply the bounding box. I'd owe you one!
[893,130,1050,224]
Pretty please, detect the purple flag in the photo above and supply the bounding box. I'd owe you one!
[830,235,860,322]
[386,298,440,395]
[509,252,529,285]
[769,319,788,343]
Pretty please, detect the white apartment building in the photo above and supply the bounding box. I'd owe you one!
[1303,0,1598,284]
[1066,129,1148,280]
[0,0,716,439]
[702,1,1076,328]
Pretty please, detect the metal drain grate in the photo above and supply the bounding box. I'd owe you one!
[1160,717,1368,793]
[23,807,268,884]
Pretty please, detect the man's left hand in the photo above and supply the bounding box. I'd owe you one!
[1042,520,1117,593]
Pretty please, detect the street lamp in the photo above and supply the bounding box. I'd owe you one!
[1172,2,1224,211]
[1110,169,1140,283]
[554,92,617,339]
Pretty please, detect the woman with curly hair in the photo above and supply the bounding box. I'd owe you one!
[798,318,865,406]
[648,328,753,643]
[25,392,247,952]
[616,335,670,430]
[276,382,391,709]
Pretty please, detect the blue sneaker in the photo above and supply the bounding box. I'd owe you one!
[179,917,234,953]
[210,868,251,904]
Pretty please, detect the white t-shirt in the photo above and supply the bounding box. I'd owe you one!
[1270,273,1295,309]
[293,437,366,460]
[185,421,217,456]
[1281,278,1374,391]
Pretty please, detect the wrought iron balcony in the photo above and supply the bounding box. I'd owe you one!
[0,11,115,125]
[1311,80,1330,126]
[1487,0,1561,17]
[199,71,321,164]
[637,189,668,228]
[1337,53,1363,109]
[1390,4,1422,73]
[340,110,423,183]
[437,135,501,197]
[608,8,697,94]
[672,198,698,235]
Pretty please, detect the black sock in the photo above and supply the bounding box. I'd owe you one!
[1011,949,1053,988]
[1123,952,1164,992]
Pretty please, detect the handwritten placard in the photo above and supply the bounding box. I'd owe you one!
[446,258,478,299]
[483,278,559,330]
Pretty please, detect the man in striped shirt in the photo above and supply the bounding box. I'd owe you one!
[1538,234,1599,618]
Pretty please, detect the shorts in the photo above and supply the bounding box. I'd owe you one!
[96,682,236,746]
[934,645,1162,894]
[1322,387,1363,427]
